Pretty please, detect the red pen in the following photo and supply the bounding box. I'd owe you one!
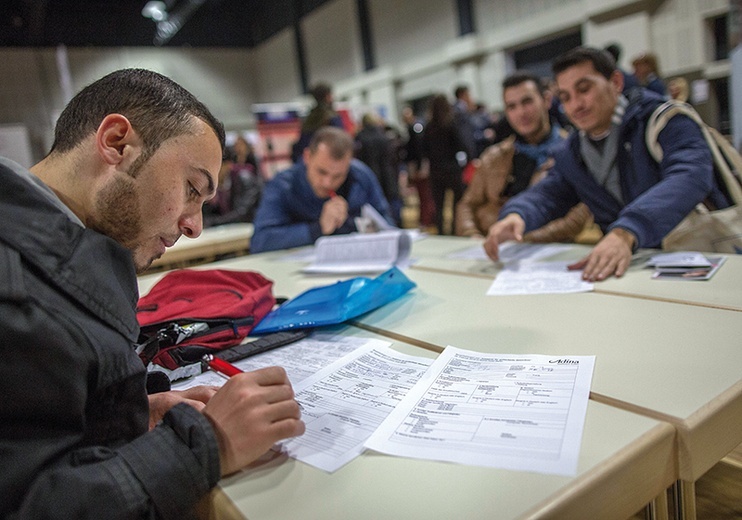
[328,190,337,198]
[203,354,243,377]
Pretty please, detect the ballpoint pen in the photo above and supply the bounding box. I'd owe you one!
[202,354,243,377]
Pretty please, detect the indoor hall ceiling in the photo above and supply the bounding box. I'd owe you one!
[1,0,334,48]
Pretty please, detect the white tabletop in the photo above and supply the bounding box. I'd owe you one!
[353,267,742,480]
[137,240,742,481]
[208,326,675,520]
[408,235,742,312]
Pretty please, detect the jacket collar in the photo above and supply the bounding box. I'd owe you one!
[0,159,139,342]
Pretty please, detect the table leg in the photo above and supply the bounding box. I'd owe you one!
[671,480,696,520]
[644,487,670,520]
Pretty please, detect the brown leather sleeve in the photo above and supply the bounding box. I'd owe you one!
[456,162,487,236]
[524,202,594,243]
[455,138,515,236]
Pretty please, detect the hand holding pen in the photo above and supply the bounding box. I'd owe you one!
[201,356,305,476]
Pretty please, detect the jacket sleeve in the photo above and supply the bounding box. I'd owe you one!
[349,161,394,228]
[456,139,516,236]
[456,165,488,236]
[610,113,713,248]
[1,285,220,520]
[366,176,394,227]
[499,164,581,233]
[11,406,221,520]
[250,176,322,253]
[524,202,593,243]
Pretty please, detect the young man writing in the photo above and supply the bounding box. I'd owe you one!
[0,69,304,519]
[485,47,729,281]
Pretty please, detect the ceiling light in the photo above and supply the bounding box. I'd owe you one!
[142,1,168,22]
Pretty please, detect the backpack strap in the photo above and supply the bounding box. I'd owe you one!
[646,100,742,205]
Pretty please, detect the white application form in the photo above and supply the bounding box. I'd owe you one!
[487,261,594,295]
[170,333,370,390]
[365,347,595,476]
[447,242,571,263]
[277,340,433,473]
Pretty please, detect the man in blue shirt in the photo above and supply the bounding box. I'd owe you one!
[251,127,393,253]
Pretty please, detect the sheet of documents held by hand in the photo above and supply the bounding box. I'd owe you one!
[302,230,412,274]
[365,347,595,476]
[487,261,594,295]
[277,340,433,472]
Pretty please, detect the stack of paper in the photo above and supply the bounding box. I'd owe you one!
[646,252,726,280]
[303,230,412,274]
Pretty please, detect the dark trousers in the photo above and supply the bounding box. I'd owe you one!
[430,171,463,235]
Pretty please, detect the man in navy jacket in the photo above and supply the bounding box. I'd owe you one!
[251,127,392,253]
[485,46,729,281]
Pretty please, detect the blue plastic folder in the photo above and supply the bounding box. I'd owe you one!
[251,267,416,334]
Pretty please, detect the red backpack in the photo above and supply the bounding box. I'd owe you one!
[136,269,275,369]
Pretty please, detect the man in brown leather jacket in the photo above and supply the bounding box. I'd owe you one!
[455,72,594,242]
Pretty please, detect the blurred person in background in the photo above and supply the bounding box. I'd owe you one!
[422,94,467,235]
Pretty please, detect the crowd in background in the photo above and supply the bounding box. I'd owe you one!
[206,43,692,239]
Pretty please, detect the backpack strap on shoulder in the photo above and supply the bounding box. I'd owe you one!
[645,100,742,205]
[645,100,706,163]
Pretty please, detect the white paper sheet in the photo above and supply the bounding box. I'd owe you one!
[487,261,594,295]
[360,203,396,231]
[447,242,571,263]
[498,242,573,263]
[365,347,595,476]
[277,341,433,472]
[170,333,371,390]
[645,251,712,268]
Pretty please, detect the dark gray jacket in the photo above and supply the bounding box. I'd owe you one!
[0,158,220,519]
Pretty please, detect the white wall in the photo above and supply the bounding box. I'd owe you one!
[371,0,457,68]
[0,0,733,162]
[251,29,300,104]
[303,0,364,86]
[584,12,651,71]
[0,46,257,159]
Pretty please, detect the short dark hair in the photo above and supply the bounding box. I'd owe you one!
[552,46,617,80]
[502,71,547,97]
[604,43,622,63]
[308,126,353,159]
[454,85,469,99]
[50,68,225,160]
[310,82,332,104]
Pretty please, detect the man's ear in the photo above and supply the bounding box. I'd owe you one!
[609,69,624,95]
[542,88,553,107]
[95,114,138,166]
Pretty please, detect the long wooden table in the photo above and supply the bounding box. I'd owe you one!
[408,237,742,312]
[137,236,742,519]
[194,327,677,520]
